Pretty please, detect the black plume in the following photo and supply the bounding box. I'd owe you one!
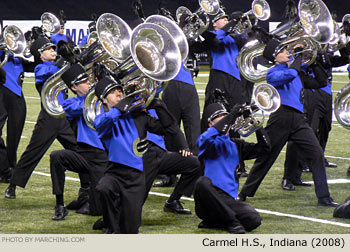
[283,0,298,20]
[132,0,145,19]
[212,89,230,111]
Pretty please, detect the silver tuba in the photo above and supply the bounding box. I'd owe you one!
[23,12,61,58]
[233,0,271,35]
[176,0,220,39]
[231,83,280,137]
[0,25,26,67]
[328,14,350,52]
[83,13,185,130]
[334,83,350,129]
[40,13,129,118]
[237,0,334,83]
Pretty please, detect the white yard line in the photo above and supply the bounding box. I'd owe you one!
[32,171,350,228]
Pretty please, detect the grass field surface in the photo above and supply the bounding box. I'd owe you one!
[0,66,350,234]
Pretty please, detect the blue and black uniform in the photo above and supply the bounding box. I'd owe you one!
[162,63,200,155]
[50,95,108,215]
[94,107,167,233]
[0,52,34,181]
[9,61,77,189]
[239,61,332,202]
[194,125,269,232]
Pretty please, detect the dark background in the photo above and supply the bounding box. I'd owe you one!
[1,0,349,22]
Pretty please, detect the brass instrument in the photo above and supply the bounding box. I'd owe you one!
[83,13,185,130]
[328,14,350,52]
[334,83,350,129]
[23,12,61,58]
[232,83,280,137]
[0,25,26,67]
[237,0,334,83]
[176,0,220,39]
[233,0,271,35]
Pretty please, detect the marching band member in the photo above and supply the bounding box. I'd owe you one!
[0,51,35,183]
[50,10,75,48]
[49,63,108,220]
[238,39,338,207]
[194,102,270,233]
[92,76,200,233]
[5,37,77,199]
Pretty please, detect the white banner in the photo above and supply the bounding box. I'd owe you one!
[3,20,90,45]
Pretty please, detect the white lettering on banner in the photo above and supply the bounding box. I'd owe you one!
[3,20,90,45]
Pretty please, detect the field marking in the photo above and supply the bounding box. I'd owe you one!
[25,96,40,100]
[32,171,350,228]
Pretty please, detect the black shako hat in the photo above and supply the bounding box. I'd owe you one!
[61,63,88,89]
[30,37,56,59]
[202,102,228,125]
[262,38,284,63]
[212,8,229,24]
[95,76,122,101]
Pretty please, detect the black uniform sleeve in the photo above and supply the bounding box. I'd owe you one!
[0,67,6,84]
[235,128,271,161]
[329,47,350,68]
[188,31,220,53]
[300,62,328,89]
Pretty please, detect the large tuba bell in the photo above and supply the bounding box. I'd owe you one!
[233,0,271,35]
[237,0,334,83]
[334,83,350,130]
[231,83,280,137]
[176,0,220,39]
[83,14,185,130]
[0,25,26,67]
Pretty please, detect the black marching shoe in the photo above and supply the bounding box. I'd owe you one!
[52,205,68,221]
[227,223,246,234]
[318,197,339,207]
[198,221,226,230]
[76,201,90,215]
[153,175,177,187]
[281,179,295,191]
[164,200,191,214]
[93,218,106,230]
[5,186,16,199]
[325,159,337,168]
[292,178,311,187]
[347,167,350,177]
[67,187,89,210]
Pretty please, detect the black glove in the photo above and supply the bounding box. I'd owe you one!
[114,96,136,113]
[222,19,239,33]
[24,31,32,41]
[57,40,76,64]
[213,104,241,134]
[316,52,331,69]
[230,11,243,22]
[343,20,350,37]
[289,51,302,73]
[149,98,176,128]
[251,25,272,44]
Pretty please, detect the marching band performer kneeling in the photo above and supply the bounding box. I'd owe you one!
[50,64,108,220]
[194,103,270,234]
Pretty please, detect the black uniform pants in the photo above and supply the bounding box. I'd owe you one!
[0,86,26,176]
[201,69,245,133]
[50,146,108,216]
[143,144,201,203]
[162,80,201,155]
[240,106,330,200]
[10,108,77,188]
[194,176,261,232]
[284,89,332,181]
[96,163,145,234]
